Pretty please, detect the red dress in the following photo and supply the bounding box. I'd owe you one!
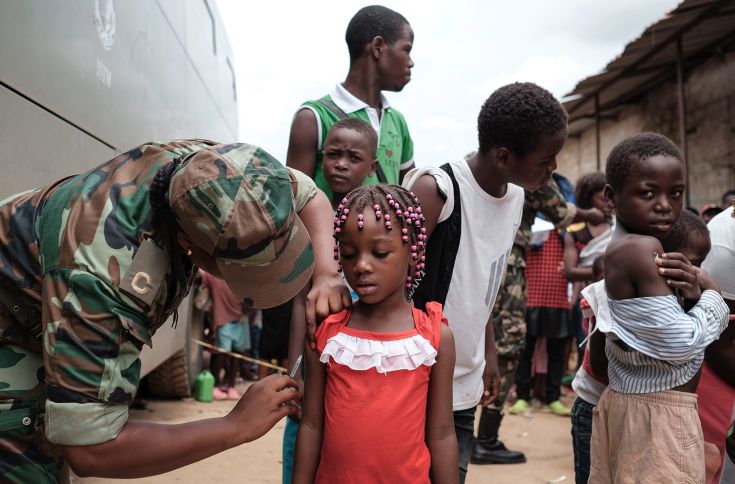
[314,302,446,484]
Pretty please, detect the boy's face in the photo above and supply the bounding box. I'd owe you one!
[377,24,414,92]
[607,154,685,240]
[322,128,377,195]
[681,234,711,268]
[339,210,411,306]
[505,128,567,191]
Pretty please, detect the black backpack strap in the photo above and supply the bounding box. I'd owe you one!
[412,163,462,309]
[316,97,349,120]
[316,97,389,184]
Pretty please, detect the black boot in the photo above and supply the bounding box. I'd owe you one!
[470,408,526,464]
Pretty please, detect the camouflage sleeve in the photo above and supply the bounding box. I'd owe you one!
[42,268,146,446]
[527,179,577,229]
[288,167,318,211]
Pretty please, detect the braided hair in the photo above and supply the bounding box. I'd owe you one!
[333,184,427,300]
[149,157,183,230]
[148,157,191,324]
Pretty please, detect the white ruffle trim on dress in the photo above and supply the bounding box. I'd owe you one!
[320,332,437,373]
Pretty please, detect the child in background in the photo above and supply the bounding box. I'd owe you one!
[283,118,378,483]
[570,256,606,484]
[573,210,713,484]
[589,133,730,483]
[198,270,251,400]
[563,172,613,301]
[293,185,457,484]
[561,172,612,380]
[662,209,712,269]
[513,223,574,417]
[404,82,568,482]
[700,204,735,484]
[674,207,735,482]
[320,118,378,210]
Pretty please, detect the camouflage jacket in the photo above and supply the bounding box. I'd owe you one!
[0,140,316,447]
[514,177,577,251]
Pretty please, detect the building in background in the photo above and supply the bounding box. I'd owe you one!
[558,0,735,208]
[0,0,239,396]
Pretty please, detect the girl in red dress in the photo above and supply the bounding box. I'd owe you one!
[292,185,458,484]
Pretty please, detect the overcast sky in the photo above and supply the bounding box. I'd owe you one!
[215,0,680,168]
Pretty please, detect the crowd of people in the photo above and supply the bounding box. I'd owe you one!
[0,4,733,484]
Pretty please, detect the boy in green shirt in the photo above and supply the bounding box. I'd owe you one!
[286,5,415,196]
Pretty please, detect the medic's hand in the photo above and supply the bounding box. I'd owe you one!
[226,374,299,443]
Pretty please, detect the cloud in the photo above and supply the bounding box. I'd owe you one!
[472,55,589,99]
[215,0,680,167]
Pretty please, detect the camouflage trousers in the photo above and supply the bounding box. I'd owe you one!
[0,344,64,483]
[490,245,527,412]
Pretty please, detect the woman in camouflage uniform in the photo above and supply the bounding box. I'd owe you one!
[0,140,348,482]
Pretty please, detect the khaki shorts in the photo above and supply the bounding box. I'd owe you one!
[590,387,704,483]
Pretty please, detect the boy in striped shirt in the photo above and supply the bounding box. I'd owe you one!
[589,133,729,483]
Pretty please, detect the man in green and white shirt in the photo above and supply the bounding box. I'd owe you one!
[286,6,415,200]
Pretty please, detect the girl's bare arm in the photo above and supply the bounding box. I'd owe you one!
[426,324,459,484]
[291,342,326,484]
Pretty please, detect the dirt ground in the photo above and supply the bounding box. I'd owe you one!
[79,384,576,484]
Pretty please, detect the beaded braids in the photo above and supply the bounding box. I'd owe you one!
[333,185,427,299]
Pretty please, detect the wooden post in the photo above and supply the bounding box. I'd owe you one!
[595,93,601,172]
[676,36,690,207]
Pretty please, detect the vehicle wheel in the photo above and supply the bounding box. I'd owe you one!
[146,348,192,398]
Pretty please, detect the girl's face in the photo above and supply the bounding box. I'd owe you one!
[606,154,685,240]
[338,209,412,306]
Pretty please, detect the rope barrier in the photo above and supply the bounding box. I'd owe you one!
[191,338,287,373]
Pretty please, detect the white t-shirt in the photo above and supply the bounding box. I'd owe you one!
[403,158,524,410]
[702,206,735,300]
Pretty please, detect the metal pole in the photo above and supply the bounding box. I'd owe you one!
[676,36,690,207]
[595,93,601,172]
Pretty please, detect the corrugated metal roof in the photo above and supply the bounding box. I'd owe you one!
[564,0,735,133]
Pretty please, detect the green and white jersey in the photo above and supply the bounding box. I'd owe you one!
[300,84,414,198]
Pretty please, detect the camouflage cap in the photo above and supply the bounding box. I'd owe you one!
[168,143,314,308]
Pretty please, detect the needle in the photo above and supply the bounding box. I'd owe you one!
[289,354,303,378]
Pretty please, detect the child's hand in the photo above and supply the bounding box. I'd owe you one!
[305,274,352,349]
[657,252,701,300]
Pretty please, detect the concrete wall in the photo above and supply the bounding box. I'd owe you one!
[558,51,735,209]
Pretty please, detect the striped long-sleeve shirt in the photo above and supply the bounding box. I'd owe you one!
[606,290,729,394]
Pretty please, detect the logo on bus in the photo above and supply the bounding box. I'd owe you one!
[94,0,116,51]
